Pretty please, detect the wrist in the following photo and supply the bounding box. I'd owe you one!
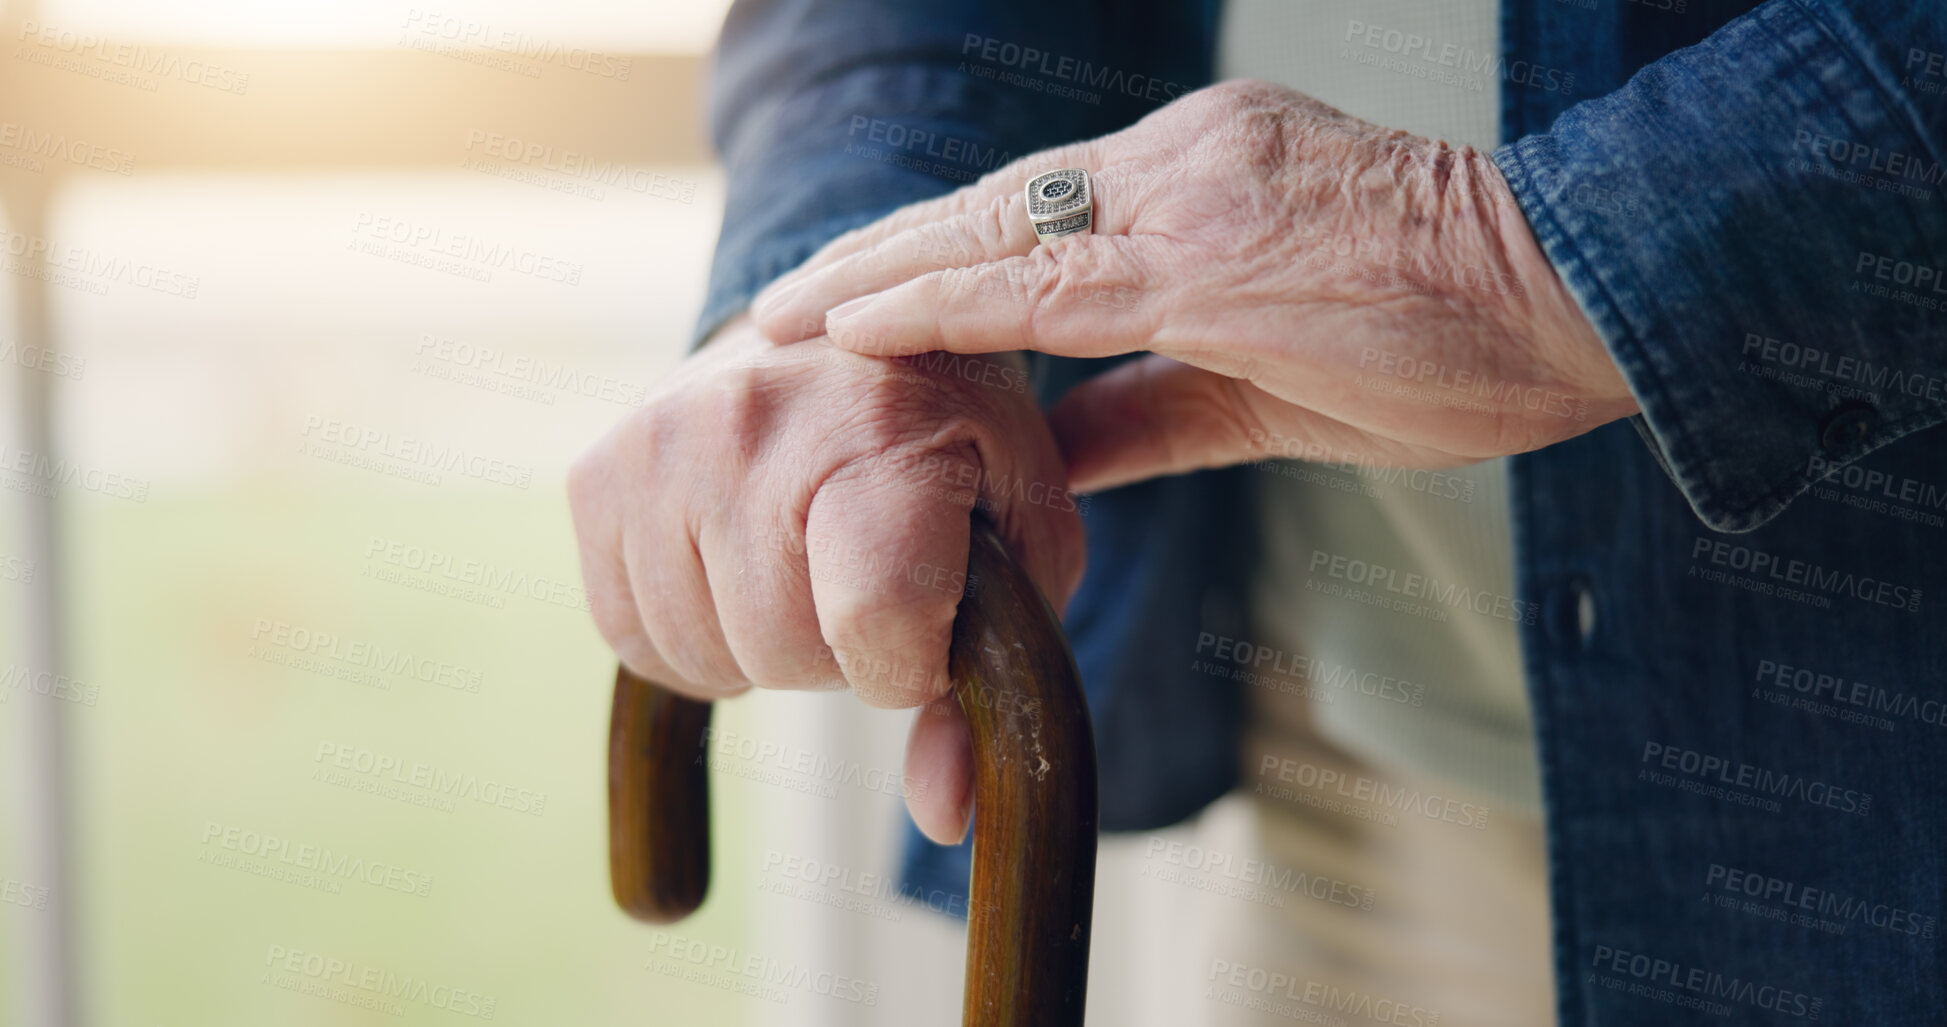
[1478,151,1640,424]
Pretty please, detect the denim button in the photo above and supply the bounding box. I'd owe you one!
[1819,402,1878,452]
[1549,574,1597,650]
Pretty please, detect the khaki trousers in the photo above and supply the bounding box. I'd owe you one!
[1200,700,1556,1027]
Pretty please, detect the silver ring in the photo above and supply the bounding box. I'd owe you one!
[1025,168,1092,242]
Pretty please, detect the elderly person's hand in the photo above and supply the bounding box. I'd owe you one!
[568,315,1084,844]
[750,80,1640,490]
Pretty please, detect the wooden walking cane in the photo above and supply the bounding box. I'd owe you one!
[607,516,1099,1026]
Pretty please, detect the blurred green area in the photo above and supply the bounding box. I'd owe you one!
[17,482,761,1025]
[1,495,19,1010]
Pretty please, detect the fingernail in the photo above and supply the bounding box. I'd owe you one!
[824,294,874,324]
[952,791,973,846]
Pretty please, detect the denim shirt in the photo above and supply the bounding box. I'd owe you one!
[698,2,1947,1022]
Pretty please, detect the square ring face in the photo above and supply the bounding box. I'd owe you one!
[1026,169,1091,220]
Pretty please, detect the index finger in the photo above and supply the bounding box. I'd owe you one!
[754,193,1042,344]
[751,140,1096,336]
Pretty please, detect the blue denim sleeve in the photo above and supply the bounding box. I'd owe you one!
[696,0,1215,346]
[1494,0,1947,533]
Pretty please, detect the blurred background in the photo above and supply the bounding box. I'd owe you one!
[0,1,1272,1024]
[0,1,1497,1024]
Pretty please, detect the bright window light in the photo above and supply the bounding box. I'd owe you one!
[38,0,734,53]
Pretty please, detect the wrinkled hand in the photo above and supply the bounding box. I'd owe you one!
[751,80,1638,490]
[569,316,1084,843]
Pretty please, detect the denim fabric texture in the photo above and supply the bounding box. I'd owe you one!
[699,1,1947,1021]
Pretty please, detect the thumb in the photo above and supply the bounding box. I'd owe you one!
[1049,355,1274,492]
[904,696,974,845]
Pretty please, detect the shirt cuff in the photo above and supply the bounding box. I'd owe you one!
[1494,0,1947,533]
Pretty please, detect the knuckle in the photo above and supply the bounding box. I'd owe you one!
[591,590,654,664]
[723,607,829,689]
[1044,241,1111,288]
[824,224,871,258]
[846,431,984,508]
[789,311,829,340]
[1014,244,1102,325]
[975,159,1021,193]
[1204,77,1293,114]
[821,586,956,660]
[835,381,962,454]
[934,259,984,298]
[658,640,744,695]
[614,639,665,684]
[590,596,644,654]
[1178,79,1301,167]
[621,391,687,461]
[971,200,1014,256]
[914,219,975,269]
[1141,364,1263,473]
[731,648,802,690]
[857,236,903,278]
[693,363,774,444]
[565,446,605,517]
[933,263,1000,317]
[1196,374,1268,444]
[1016,247,1064,307]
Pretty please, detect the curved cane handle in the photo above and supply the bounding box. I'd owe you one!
[607,667,712,922]
[949,520,1099,1026]
[607,517,1098,1026]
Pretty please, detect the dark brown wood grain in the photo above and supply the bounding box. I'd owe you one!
[951,519,1099,1027]
[607,664,712,923]
[606,516,1098,1025]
